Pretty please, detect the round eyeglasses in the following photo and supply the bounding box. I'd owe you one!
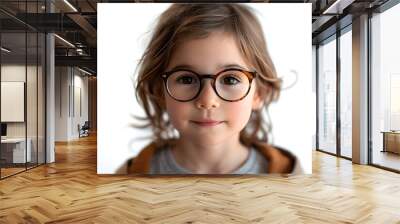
[161,68,257,102]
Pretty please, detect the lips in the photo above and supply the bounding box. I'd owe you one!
[191,119,224,127]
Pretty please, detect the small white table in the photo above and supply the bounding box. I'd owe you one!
[1,138,32,163]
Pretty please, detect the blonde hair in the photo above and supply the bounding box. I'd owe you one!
[134,3,281,147]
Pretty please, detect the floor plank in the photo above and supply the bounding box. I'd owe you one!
[0,134,399,223]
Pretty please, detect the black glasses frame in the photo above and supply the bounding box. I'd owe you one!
[161,68,257,102]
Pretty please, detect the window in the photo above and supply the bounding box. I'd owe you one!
[370,2,400,171]
[318,36,337,155]
[339,28,352,158]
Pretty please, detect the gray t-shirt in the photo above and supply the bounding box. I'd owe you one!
[149,146,268,174]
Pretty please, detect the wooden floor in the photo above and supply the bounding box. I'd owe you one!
[373,150,400,171]
[0,167,26,178]
[1,162,45,178]
[1,134,400,223]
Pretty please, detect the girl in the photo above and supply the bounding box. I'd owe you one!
[127,3,303,174]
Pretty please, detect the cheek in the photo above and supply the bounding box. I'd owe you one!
[224,96,253,128]
[164,94,191,130]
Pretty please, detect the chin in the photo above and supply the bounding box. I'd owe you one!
[186,134,230,146]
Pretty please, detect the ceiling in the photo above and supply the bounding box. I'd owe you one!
[0,0,392,75]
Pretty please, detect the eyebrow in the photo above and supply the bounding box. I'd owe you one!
[168,63,248,72]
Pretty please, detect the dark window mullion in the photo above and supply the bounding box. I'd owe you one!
[316,45,319,151]
[0,24,2,179]
[36,0,39,167]
[336,28,341,157]
[367,10,373,165]
[25,0,28,171]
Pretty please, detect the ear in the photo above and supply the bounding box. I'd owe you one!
[252,88,265,111]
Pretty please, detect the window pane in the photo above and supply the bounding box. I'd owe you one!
[318,37,337,154]
[1,31,27,177]
[38,32,45,165]
[371,3,400,171]
[27,31,38,169]
[340,29,352,158]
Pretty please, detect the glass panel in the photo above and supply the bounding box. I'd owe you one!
[28,0,39,169]
[312,45,317,150]
[38,32,45,165]
[27,31,38,169]
[0,1,46,179]
[318,37,337,154]
[340,29,352,158]
[371,4,400,171]
[1,31,27,178]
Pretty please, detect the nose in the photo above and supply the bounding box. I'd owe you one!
[195,79,220,110]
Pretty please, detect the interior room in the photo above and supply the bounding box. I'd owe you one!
[0,0,399,223]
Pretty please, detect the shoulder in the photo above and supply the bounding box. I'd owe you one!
[126,139,176,174]
[252,141,303,174]
[126,139,304,174]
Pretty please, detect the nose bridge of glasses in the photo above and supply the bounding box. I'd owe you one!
[199,74,215,82]
[197,74,215,87]
[197,74,218,97]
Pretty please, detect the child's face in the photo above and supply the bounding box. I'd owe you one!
[164,31,264,145]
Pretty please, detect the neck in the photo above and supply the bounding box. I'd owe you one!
[171,134,249,174]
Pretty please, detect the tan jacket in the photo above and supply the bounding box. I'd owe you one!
[127,140,303,174]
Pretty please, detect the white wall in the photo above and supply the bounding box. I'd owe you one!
[55,67,89,141]
[73,72,89,136]
[55,66,68,141]
[1,64,46,164]
[1,65,40,138]
[1,65,25,145]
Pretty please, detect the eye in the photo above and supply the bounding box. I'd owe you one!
[176,75,197,84]
[221,75,241,85]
